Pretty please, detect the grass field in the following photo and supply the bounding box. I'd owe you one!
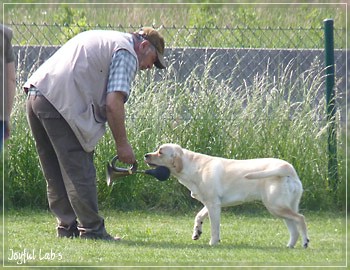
[3,209,347,268]
[2,3,347,268]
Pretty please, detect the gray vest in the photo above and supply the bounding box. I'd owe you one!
[24,30,138,152]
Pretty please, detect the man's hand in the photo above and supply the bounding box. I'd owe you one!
[116,141,136,165]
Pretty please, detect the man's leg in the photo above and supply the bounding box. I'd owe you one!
[27,95,78,237]
[27,95,109,238]
[27,96,78,237]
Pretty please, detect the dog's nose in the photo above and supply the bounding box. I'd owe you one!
[144,154,149,158]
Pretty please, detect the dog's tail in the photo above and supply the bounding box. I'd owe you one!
[244,163,297,179]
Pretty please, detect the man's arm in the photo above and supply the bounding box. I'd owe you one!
[6,62,16,117]
[5,61,16,139]
[106,91,136,165]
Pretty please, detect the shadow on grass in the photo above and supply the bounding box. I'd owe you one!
[104,237,291,252]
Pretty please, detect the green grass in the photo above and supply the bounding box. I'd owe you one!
[3,209,346,268]
[4,1,347,212]
[2,3,347,268]
[4,1,346,29]
[3,2,347,48]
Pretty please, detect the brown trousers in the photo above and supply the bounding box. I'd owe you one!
[26,94,106,235]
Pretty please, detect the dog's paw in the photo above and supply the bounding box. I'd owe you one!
[209,239,220,246]
[192,230,202,240]
[303,238,310,249]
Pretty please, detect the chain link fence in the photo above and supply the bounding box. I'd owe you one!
[10,22,346,48]
[5,21,347,210]
[10,23,347,120]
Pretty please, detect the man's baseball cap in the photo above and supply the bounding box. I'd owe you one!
[138,27,166,69]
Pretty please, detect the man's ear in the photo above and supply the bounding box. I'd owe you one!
[140,40,151,50]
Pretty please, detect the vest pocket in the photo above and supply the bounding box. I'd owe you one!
[91,104,106,123]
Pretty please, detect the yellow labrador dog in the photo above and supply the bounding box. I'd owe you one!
[145,143,309,248]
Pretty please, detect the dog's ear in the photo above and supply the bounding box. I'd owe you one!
[173,155,183,173]
[172,146,184,173]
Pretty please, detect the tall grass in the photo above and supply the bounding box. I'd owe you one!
[6,58,345,211]
[4,4,347,48]
[4,2,346,30]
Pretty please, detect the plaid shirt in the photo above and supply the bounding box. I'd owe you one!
[107,49,137,102]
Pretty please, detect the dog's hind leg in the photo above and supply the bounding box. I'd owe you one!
[284,219,299,248]
[269,207,309,248]
[192,206,208,241]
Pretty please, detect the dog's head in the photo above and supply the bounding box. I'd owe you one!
[144,144,184,173]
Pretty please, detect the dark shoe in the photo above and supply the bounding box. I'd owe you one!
[57,222,79,238]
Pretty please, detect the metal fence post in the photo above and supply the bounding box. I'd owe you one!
[323,18,338,191]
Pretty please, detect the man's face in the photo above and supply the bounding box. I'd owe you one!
[137,41,158,70]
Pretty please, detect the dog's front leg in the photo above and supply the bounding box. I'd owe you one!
[192,206,208,241]
[207,204,221,245]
